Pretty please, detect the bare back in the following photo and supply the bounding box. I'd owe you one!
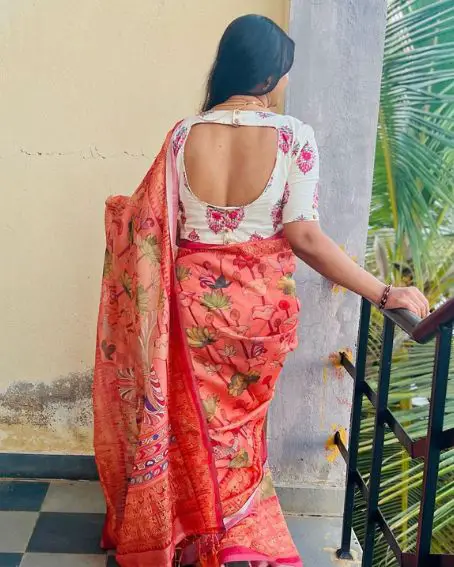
[184,123,278,207]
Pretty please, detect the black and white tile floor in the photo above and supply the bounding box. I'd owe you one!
[0,479,117,567]
[0,479,361,567]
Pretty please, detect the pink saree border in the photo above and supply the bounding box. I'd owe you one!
[166,135,225,531]
[219,546,302,567]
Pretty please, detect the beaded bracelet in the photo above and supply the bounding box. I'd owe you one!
[379,284,392,310]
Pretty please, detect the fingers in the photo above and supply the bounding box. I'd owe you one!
[408,287,430,318]
[403,299,423,318]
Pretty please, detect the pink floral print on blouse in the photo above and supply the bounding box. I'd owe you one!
[206,207,245,234]
[296,142,316,174]
[271,183,290,231]
[172,125,188,157]
[187,229,200,242]
[278,126,294,155]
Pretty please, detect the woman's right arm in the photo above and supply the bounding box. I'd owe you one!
[283,121,429,318]
[284,221,430,318]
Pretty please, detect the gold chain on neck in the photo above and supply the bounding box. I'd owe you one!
[213,95,269,112]
[198,96,272,122]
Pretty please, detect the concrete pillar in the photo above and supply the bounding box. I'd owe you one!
[269,0,387,514]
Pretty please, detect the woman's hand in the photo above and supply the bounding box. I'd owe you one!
[385,286,430,319]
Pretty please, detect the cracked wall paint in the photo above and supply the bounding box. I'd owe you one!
[15,148,152,160]
[0,0,288,454]
[329,348,353,380]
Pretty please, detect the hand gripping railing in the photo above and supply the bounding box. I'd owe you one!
[335,297,454,567]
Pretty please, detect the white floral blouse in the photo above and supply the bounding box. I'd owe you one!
[172,110,320,245]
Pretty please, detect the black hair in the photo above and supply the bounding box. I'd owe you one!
[202,14,295,112]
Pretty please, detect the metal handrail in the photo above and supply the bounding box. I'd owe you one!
[412,297,454,342]
[336,296,454,567]
[381,296,454,344]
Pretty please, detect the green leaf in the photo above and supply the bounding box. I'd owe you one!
[136,284,148,314]
[140,235,161,265]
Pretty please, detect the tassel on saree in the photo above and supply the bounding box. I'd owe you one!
[198,535,220,567]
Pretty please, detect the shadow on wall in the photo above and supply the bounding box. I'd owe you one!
[0,371,93,454]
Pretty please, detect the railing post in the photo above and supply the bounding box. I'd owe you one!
[362,317,395,567]
[415,323,453,566]
[335,297,454,566]
[337,299,371,560]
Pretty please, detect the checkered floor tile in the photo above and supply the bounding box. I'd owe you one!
[0,479,355,566]
[0,480,118,567]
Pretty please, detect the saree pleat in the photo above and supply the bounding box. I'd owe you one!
[93,126,303,566]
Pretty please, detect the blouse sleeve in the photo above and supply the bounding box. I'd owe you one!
[282,123,320,223]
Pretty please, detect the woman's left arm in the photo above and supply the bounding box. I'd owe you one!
[284,221,430,319]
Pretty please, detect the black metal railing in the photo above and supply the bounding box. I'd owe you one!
[335,297,454,567]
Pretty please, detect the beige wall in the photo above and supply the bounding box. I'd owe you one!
[0,0,288,454]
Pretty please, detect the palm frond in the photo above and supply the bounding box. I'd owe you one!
[370,0,454,285]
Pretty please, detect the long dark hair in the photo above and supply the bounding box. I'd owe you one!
[202,15,295,112]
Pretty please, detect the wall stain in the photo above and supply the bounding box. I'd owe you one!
[328,348,353,380]
[0,424,93,454]
[0,369,94,453]
[325,425,347,464]
[336,396,352,409]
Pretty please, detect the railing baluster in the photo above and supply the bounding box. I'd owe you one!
[337,299,371,560]
[362,317,395,567]
[415,324,453,566]
[336,298,454,566]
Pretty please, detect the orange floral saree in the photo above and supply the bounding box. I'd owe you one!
[93,125,303,567]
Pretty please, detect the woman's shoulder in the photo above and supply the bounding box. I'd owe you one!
[169,117,196,159]
[277,114,315,137]
[171,116,195,134]
[259,112,314,141]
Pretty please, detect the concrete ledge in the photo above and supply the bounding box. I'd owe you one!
[276,484,345,516]
[286,515,362,566]
[0,453,98,480]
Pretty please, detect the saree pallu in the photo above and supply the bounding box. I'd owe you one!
[93,126,303,567]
